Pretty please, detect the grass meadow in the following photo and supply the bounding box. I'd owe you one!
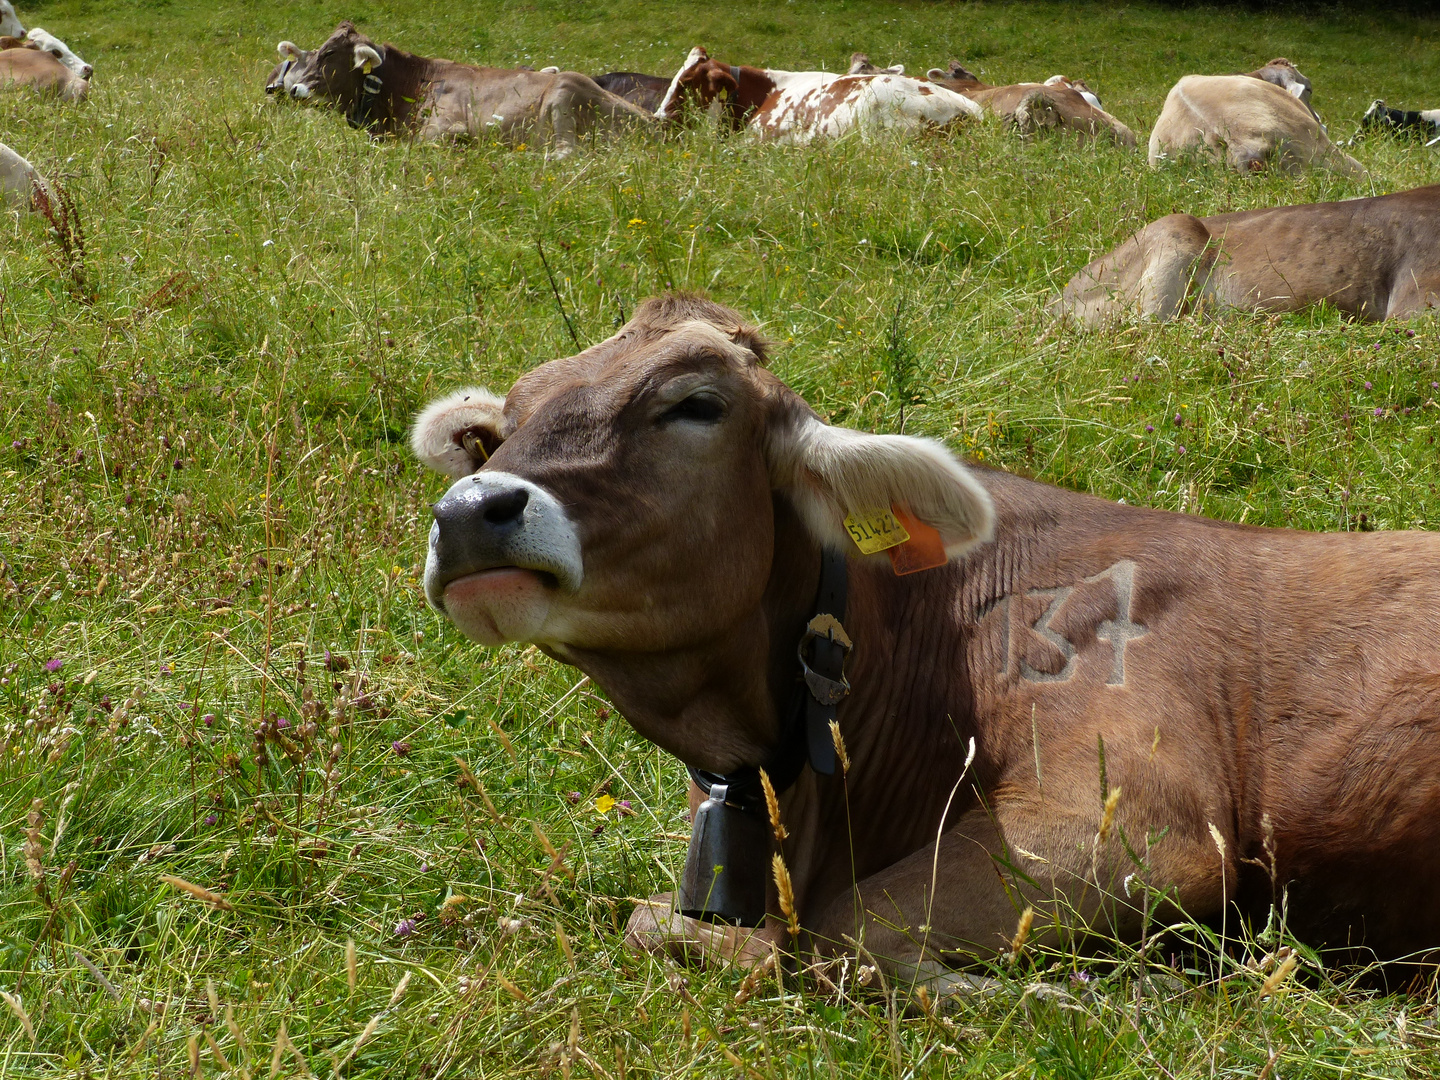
[2,0,1440,1074]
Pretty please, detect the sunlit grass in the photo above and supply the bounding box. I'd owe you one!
[1,0,1438,1074]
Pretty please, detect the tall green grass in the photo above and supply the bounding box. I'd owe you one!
[1,0,1438,1075]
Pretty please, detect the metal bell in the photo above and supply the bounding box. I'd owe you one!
[678,782,770,926]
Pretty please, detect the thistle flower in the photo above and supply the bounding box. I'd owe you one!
[394,917,417,938]
[43,658,62,673]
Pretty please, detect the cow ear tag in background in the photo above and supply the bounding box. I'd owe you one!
[843,505,946,575]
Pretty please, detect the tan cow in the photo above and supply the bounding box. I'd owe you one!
[1149,72,1364,176]
[925,60,1136,146]
[1055,184,1440,324]
[0,42,87,101]
[412,292,1440,992]
[284,21,654,155]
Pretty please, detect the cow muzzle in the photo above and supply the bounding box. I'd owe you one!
[289,83,312,100]
[424,471,583,645]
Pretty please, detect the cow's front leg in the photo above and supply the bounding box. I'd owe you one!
[808,807,1044,998]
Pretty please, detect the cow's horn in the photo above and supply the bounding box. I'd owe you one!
[353,43,383,73]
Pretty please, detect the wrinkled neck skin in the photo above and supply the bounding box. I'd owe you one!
[548,491,979,929]
[358,46,426,134]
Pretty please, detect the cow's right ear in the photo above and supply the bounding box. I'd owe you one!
[353,43,384,73]
[277,40,302,59]
[411,387,507,479]
[926,68,948,81]
[767,415,995,561]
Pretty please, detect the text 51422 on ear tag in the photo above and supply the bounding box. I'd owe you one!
[843,507,910,554]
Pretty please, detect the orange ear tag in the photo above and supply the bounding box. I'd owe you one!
[841,504,948,575]
[887,505,947,575]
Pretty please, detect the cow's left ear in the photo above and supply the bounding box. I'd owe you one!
[353,43,384,73]
[277,40,302,59]
[768,416,995,560]
[411,387,507,479]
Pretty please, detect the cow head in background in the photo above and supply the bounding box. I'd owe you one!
[0,2,22,40]
[1248,57,1312,106]
[24,28,90,81]
[655,47,742,123]
[412,294,993,770]
[848,53,904,75]
[267,40,313,96]
[285,21,386,105]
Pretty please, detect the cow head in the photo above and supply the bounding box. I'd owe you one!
[848,53,904,76]
[1250,57,1312,106]
[925,60,983,90]
[267,40,312,96]
[412,294,994,770]
[24,28,90,81]
[655,47,741,124]
[0,2,22,40]
[286,21,386,104]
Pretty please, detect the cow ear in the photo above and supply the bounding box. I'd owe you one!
[926,68,948,80]
[353,43,383,73]
[277,40,302,59]
[411,387,507,479]
[768,415,994,560]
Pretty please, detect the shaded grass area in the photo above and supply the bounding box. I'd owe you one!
[1,0,1439,1075]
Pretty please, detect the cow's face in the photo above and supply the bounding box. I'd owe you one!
[412,295,994,661]
[655,47,739,122]
[1255,58,1312,105]
[0,2,21,41]
[286,21,384,104]
[267,41,312,96]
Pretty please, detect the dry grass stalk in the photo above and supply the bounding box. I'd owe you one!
[206,977,219,1020]
[1260,952,1299,998]
[772,853,800,938]
[0,990,34,1041]
[913,984,936,1018]
[1097,786,1121,843]
[188,1033,201,1077]
[24,798,47,904]
[1010,905,1035,959]
[829,720,851,775]
[268,1021,286,1078]
[346,938,357,993]
[160,874,234,910]
[388,970,412,1008]
[759,768,788,842]
[125,1020,159,1065]
[486,714,518,762]
[734,950,777,1005]
[497,973,527,1001]
[224,1004,249,1063]
[556,919,578,972]
[204,1027,232,1072]
[1208,821,1228,860]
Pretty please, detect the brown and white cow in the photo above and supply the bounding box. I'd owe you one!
[924,60,1136,146]
[285,22,655,154]
[1056,184,1440,325]
[413,292,1440,990]
[0,43,88,101]
[0,140,50,210]
[1149,71,1364,176]
[655,46,982,144]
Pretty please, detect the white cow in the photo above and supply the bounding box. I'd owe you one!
[24,29,91,81]
[657,46,981,145]
[0,141,51,210]
[0,2,22,38]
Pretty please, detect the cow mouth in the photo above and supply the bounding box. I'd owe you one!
[437,565,561,646]
[442,565,559,597]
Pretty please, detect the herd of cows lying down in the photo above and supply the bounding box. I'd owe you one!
[4,10,1440,987]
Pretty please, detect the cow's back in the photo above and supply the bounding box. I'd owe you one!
[421,65,651,140]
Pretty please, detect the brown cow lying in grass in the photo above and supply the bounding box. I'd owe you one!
[0,39,87,101]
[284,21,655,154]
[923,60,1136,146]
[1150,61,1364,176]
[412,292,1440,992]
[1056,185,1440,324]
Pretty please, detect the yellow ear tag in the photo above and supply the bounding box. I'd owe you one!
[843,507,910,555]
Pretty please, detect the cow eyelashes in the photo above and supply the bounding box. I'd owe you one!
[660,393,726,424]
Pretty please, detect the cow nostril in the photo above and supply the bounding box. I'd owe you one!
[482,487,528,525]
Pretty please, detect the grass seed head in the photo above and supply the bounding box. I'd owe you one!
[759,768,788,842]
[1097,785,1121,843]
[829,719,850,774]
[772,853,800,938]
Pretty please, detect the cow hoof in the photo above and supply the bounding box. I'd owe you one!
[624,893,782,968]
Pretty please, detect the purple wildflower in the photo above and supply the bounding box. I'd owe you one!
[566,791,582,804]
[1364,381,1373,390]
[1375,407,1384,416]
[1144,425,1154,433]
[10,440,20,450]
[1373,343,1382,351]
[202,713,216,727]
[1406,329,1416,338]
[44,658,62,672]
[275,716,290,729]
[204,814,217,826]
[394,918,417,938]
[1173,413,1183,426]
[391,740,411,757]
[420,861,430,873]
[1177,445,1187,455]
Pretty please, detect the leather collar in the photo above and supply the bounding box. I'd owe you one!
[688,547,850,815]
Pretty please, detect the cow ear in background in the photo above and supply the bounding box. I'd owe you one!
[353,43,383,73]
[768,416,995,560]
[277,40,302,59]
[411,388,508,479]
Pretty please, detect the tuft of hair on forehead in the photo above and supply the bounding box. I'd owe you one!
[625,292,772,365]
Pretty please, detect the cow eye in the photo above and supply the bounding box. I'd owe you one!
[661,393,725,424]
